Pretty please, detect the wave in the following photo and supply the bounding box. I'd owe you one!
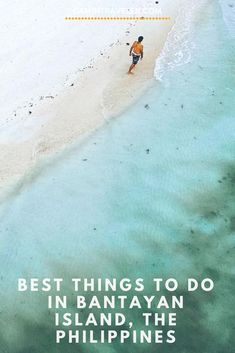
[154,0,206,81]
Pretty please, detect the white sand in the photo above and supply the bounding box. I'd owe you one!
[0,0,183,198]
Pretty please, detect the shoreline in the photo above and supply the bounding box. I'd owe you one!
[0,4,180,201]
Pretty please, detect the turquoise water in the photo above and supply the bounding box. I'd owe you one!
[0,1,235,352]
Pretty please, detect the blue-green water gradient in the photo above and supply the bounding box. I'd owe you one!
[0,1,234,352]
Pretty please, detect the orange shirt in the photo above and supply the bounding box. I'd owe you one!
[132,41,143,55]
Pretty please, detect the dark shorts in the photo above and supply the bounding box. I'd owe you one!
[132,54,141,65]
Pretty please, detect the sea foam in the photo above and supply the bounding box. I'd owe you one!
[154,0,206,81]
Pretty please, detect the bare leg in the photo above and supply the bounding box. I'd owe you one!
[128,63,136,74]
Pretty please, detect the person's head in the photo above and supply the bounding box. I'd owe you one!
[138,36,144,43]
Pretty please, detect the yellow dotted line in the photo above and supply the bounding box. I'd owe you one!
[64,17,171,21]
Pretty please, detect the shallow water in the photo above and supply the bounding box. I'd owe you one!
[0,1,235,352]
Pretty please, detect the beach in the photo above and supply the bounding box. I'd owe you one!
[0,0,235,352]
[0,0,182,199]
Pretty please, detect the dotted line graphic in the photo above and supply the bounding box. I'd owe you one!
[65,17,171,21]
